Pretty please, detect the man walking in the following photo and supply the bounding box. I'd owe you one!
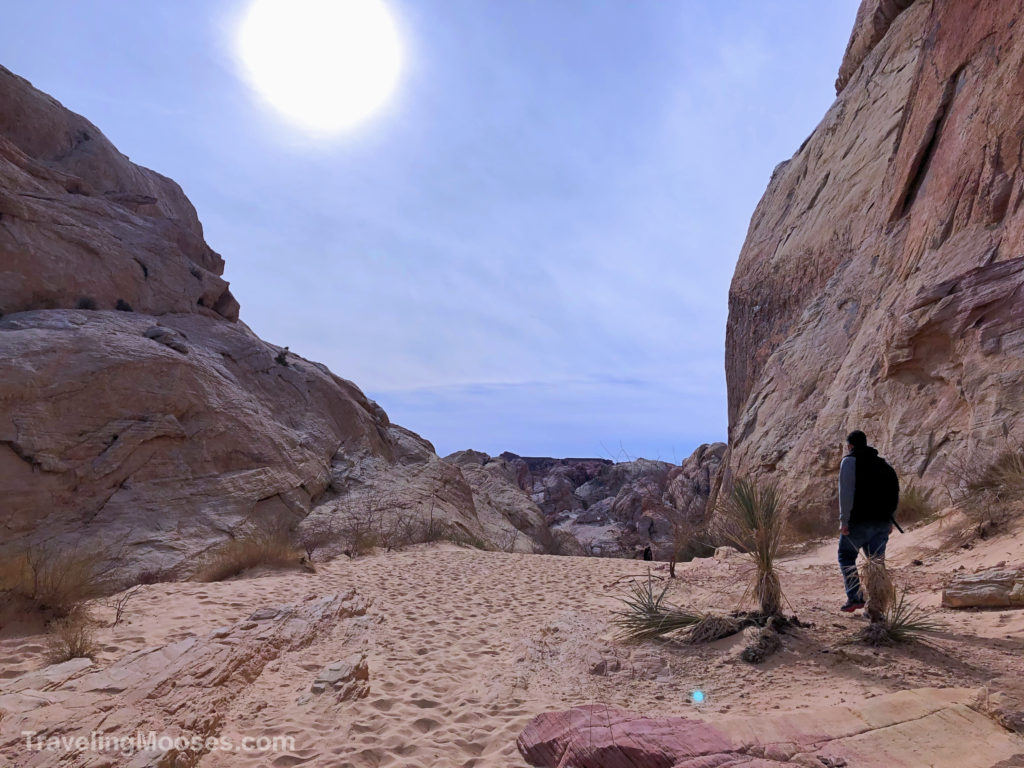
[838,430,898,612]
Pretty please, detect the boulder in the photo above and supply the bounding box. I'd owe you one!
[942,567,1024,608]
[518,688,1024,768]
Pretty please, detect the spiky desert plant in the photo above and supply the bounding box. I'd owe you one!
[884,589,943,643]
[612,573,702,642]
[859,588,942,646]
[859,554,896,623]
[718,478,785,617]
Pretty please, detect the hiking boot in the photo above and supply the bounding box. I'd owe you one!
[840,600,865,613]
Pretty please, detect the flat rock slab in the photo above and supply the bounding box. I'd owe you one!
[518,688,1024,768]
[0,590,367,767]
[943,567,1024,609]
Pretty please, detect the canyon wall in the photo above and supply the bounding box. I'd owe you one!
[725,0,1024,524]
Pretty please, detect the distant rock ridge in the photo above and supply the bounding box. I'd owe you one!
[448,444,726,557]
[724,0,1024,526]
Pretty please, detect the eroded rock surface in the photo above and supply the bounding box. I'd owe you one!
[0,591,368,767]
[518,689,1024,768]
[725,0,1024,524]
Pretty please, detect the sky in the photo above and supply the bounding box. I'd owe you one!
[1,0,860,462]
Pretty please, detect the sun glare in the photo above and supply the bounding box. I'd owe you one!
[237,0,402,135]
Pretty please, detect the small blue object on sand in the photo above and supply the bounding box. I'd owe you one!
[692,690,706,704]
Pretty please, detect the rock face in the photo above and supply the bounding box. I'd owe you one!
[0,67,533,571]
[447,445,726,557]
[517,689,1023,768]
[942,567,1024,609]
[0,66,238,320]
[725,0,1024,526]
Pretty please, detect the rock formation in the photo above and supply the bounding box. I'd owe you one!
[0,65,533,572]
[724,0,1024,526]
[0,591,368,767]
[517,689,1023,768]
[447,444,726,557]
[943,566,1024,609]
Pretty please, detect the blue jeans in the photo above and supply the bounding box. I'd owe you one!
[838,522,892,603]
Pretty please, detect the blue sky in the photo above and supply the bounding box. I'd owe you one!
[1,1,859,461]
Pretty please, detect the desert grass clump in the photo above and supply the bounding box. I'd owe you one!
[717,478,786,617]
[45,607,98,663]
[194,525,303,582]
[0,545,111,616]
[896,484,936,526]
[612,574,702,642]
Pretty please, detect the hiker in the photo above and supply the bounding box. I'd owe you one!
[642,544,653,561]
[837,430,900,613]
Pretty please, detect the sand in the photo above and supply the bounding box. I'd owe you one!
[2,514,1023,767]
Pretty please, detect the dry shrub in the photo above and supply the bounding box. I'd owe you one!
[896,484,935,527]
[688,613,742,644]
[859,554,896,623]
[946,447,1024,536]
[0,545,111,616]
[786,504,835,542]
[194,525,303,582]
[717,478,786,616]
[45,607,98,663]
[667,519,715,577]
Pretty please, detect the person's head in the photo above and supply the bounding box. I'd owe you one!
[846,430,867,452]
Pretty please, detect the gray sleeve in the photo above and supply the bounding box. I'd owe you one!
[839,456,856,527]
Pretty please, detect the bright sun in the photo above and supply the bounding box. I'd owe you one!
[238,0,402,135]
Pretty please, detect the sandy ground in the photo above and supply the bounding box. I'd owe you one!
[2,513,1023,767]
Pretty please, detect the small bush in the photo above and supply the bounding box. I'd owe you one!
[115,298,133,312]
[948,448,1024,535]
[896,484,935,526]
[76,297,98,310]
[193,526,303,582]
[0,545,111,616]
[46,608,98,663]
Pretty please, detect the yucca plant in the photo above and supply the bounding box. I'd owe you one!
[717,478,785,617]
[612,573,701,642]
[859,588,942,646]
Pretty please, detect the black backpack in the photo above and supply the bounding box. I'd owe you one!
[852,453,900,525]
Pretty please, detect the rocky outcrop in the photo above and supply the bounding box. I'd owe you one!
[943,567,1024,609]
[725,0,1024,527]
[518,689,1023,768]
[0,591,368,767]
[0,67,528,571]
[0,65,238,320]
[447,445,726,557]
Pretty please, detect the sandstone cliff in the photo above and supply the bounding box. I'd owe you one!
[0,66,531,572]
[725,0,1024,525]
